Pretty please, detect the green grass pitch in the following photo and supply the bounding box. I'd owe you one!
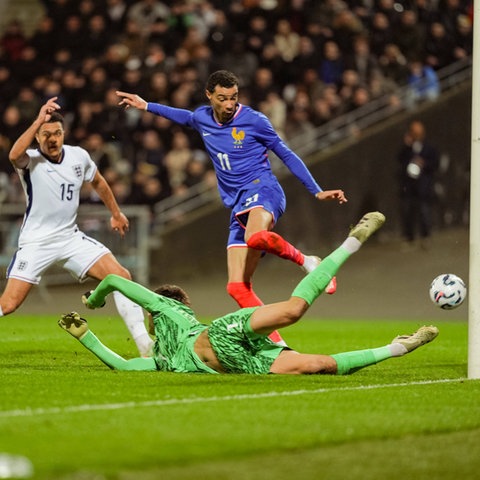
[1,314,479,480]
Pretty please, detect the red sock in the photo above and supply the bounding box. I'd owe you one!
[227,282,263,307]
[226,282,286,345]
[247,231,304,266]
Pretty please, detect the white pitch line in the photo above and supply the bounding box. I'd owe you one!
[0,378,467,419]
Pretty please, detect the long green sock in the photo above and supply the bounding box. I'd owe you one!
[292,246,351,305]
[80,331,157,371]
[331,346,392,375]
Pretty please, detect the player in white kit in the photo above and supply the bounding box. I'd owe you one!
[1,97,153,356]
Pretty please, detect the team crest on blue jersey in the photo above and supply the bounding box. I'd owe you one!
[73,164,83,177]
[231,127,245,147]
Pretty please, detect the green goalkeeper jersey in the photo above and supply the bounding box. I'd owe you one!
[88,274,285,374]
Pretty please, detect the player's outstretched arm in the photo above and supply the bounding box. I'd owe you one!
[58,312,156,371]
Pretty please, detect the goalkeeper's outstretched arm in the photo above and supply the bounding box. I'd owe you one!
[58,312,157,371]
[84,274,159,312]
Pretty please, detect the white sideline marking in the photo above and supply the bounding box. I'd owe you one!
[0,378,467,419]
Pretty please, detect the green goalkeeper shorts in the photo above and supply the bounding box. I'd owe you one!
[207,308,286,374]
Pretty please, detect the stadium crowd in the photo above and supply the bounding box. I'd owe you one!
[0,0,473,216]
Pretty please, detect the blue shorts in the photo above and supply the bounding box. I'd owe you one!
[227,178,286,248]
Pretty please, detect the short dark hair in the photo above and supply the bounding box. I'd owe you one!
[206,70,239,93]
[154,284,191,307]
[46,111,64,126]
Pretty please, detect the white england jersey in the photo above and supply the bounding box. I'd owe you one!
[16,145,97,245]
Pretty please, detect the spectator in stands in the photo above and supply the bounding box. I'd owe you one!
[42,0,75,31]
[406,59,440,107]
[13,45,46,86]
[369,12,395,56]
[425,21,456,70]
[245,14,274,58]
[321,84,345,118]
[0,106,28,146]
[393,9,426,62]
[259,91,287,140]
[183,152,210,188]
[338,69,361,107]
[29,16,56,65]
[0,65,17,109]
[10,87,41,124]
[332,8,365,55]
[291,36,321,77]
[105,0,129,36]
[250,67,277,110]
[274,18,301,64]
[0,20,27,63]
[126,0,170,39]
[164,130,193,191]
[69,99,103,144]
[132,129,170,191]
[346,85,371,115]
[284,103,316,143]
[311,96,333,127]
[206,8,234,57]
[453,14,473,59]
[319,40,344,86]
[378,43,410,87]
[299,67,325,104]
[82,132,124,179]
[61,15,88,61]
[258,42,285,82]
[345,35,380,86]
[84,14,114,58]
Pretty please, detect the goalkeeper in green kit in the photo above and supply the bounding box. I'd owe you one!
[59,212,439,375]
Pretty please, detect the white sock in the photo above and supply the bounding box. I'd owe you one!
[388,343,408,357]
[112,291,154,356]
[341,237,362,254]
[302,255,321,273]
[0,305,3,316]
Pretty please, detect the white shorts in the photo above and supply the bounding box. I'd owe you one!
[7,229,111,284]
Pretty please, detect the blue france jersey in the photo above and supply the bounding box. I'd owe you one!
[147,103,322,208]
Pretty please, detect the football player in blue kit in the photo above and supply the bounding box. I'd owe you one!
[1,97,153,356]
[116,70,347,345]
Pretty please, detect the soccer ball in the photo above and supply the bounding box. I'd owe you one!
[429,274,467,310]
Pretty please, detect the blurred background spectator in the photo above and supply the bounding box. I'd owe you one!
[396,119,440,251]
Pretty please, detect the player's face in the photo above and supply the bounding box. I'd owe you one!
[36,121,64,162]
[206,85,238,124]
